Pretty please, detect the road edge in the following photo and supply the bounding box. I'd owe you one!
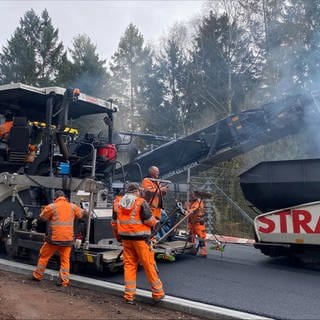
[0,258,270,320]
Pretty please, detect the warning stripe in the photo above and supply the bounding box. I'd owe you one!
[207,233,255,244]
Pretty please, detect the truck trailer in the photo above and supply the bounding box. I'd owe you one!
[240,159,320,264]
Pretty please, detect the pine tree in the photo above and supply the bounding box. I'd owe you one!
[0,9,66,86]
[61,34,109,98]
[109,24,152,132]
[0,9,39,84]
[241,0,319,99]
[186,10,257,130]
[143,23,189,137]
[37,9,65,86]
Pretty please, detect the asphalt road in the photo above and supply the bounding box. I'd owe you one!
[2,243,320,319]
[99,244,320,320]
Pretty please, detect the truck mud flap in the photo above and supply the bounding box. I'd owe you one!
[254,242,291,257]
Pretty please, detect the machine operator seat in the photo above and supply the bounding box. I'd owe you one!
[8,117,30,162]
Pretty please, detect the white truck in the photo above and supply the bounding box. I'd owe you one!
[240,158,320,264]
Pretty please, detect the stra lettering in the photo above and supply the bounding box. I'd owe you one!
[257,209,320,234]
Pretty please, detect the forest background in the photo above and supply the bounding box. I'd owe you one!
[1,0,319,238]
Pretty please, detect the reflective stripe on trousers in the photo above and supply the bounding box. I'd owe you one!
[122,239,164,301]
[32,242,72,286]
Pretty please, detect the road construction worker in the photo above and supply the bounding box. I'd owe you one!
[111,182,165,304]
[186,191,208,257]
[32,190,87,287]
[0,111,13,142]
[142,166,172,241]
[142,166,168,220]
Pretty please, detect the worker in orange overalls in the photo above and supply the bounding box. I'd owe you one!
[0,111,13,142]
[186,191,208,257]
[111,182,165,304]
[32,190,87,287]
[142,166,168,220]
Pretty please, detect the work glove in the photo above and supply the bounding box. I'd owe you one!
[150,237,158,249]
[81,209,89,217]
[31,219,38,229]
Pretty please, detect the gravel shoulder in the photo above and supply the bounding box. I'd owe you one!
[0,269,202,320]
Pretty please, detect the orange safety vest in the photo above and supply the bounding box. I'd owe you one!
[142,177,163,219]
[117,194,156,239]
[40,196,82,246]
[0,121,13,139]
[188,199,205,224]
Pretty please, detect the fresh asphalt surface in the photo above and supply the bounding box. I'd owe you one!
[1,244,319,319]
[95,244,320,320]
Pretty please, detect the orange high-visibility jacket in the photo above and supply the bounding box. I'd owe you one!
[40,196,83,246]
[188,199,205,224]
[115,194,157,240]
[0,121,13,138]
[111,195,122,240]
[142,177,164,219]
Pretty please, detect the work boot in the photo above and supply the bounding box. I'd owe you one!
[31,275,41,282]
[56,278,68,287]
[125,299,135,305]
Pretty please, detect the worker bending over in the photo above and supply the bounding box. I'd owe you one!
[32,190,87,287]
[111,182,165,304]
[186,191,208,257]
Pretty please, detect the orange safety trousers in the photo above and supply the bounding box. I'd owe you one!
[33,242,72,286]
[122,239,164,301]
[188,222,207,256]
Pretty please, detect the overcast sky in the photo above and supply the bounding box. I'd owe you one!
[0,0,205,61]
